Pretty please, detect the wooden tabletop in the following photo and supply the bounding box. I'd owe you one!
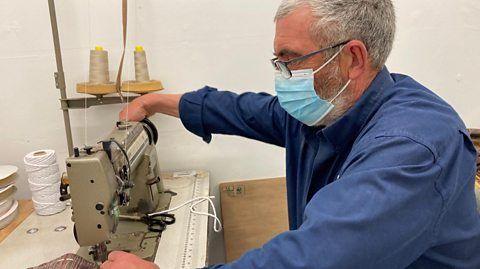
[0,200,34,244]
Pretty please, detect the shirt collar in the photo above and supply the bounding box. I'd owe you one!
[316,67,394,152]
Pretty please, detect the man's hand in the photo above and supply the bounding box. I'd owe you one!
[119,94,155,122]
[100,251,160,269]
[119,93,182,121]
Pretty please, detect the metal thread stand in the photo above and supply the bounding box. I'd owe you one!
[48,0,138,156]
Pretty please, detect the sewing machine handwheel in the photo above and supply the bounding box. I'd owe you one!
[141,118,158,145]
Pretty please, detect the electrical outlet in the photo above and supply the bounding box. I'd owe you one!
[235,185,245,196]
[223,185,245,197]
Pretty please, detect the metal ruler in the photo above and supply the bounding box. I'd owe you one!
[180,175,204,269]
[156,171,209,269]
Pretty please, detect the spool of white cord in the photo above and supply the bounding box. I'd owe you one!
[24,150,66,216]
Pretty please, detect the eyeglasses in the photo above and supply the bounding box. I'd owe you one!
[271,40,350,79]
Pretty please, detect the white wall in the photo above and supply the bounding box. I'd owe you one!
[0,0,479,264]
[388,0,480,126]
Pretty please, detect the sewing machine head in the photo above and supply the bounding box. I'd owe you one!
[65,120,168,262]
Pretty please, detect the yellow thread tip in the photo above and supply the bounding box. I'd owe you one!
[135,46,144,52]
[95,46,104,51]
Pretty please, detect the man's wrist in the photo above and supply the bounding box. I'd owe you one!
[140,94,163,116]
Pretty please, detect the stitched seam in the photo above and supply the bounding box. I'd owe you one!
[375,132,439,162]
[431,163,446,242]
[200,91,210,139]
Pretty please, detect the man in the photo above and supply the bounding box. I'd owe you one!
[102,0,480,268]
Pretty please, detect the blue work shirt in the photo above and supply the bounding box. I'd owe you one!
[179,67,480,269]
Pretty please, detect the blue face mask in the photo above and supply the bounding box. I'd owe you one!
[275,48,351,126]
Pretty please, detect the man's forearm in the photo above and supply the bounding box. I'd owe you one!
[119,93,183,121]
[145,94,183,118]
[179,87,287,146]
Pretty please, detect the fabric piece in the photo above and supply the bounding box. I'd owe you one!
[180,67,480,268]
[114,0,127,99]
[28,253,97,269]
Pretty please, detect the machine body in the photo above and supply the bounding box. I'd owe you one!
[65,120,171,262]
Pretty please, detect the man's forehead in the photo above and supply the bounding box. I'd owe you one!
[274,5,318,56]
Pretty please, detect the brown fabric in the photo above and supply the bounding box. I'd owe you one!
[114,0,127,100]
[469,130,480,170]
[28,253,97,269]
[468,129,480,186]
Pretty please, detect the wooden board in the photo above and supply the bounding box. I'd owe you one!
[0,200,34,243]
[122,80,164,94]
[219,177,289,262]
[76,82,117,95]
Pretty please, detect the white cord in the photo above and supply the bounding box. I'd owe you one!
[24,150,66,216]
[190,196,222,233]
[148,196,222,233]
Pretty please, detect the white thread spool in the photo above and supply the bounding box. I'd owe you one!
[89,46,110,84]
[24,150,66,216]
[134,46,151,82]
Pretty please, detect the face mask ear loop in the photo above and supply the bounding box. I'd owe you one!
[330,79,352,102]
[313,45,346,75]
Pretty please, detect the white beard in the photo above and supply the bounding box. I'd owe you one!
[315,92,351,127]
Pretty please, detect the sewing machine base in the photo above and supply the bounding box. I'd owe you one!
[76,192,173,263]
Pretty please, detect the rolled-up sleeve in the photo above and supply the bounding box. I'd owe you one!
[208,135,444,269]
[179,86,287,147]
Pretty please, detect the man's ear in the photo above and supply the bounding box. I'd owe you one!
[340,40,369,80]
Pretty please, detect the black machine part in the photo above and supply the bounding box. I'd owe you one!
[141,118,158,145]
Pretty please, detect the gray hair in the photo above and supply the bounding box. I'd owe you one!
[275,0,396,69]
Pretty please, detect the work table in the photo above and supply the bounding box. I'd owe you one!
[0,171,210,269]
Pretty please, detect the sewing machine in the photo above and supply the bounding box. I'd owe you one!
[63,120,173,263]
